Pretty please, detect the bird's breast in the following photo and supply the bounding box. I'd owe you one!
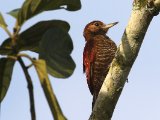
[92,35,117,92]
[94,35,117,62]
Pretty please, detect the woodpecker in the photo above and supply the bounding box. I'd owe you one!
[83,21,118,108]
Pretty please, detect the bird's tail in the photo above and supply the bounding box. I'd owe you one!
[92,93,98,109]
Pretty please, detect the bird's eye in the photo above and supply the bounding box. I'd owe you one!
[94,23,99,26]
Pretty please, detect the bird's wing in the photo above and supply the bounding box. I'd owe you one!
[83,41,95,94]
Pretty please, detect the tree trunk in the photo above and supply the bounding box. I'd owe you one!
[89,1,160,120]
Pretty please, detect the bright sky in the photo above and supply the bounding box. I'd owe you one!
[1,0,160,120]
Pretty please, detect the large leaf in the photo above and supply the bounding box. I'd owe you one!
[0,47,13,55]
[0,12,7,28]
[0,20,70,55]
[0,58,15,102]
[39,28,75,78]
[33,59,67,120]
[17,0,81,25]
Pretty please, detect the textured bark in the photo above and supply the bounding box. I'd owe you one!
[155,0,160,8]
[89,1,160,120]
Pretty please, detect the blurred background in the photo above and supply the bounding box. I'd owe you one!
[0,0,160,120]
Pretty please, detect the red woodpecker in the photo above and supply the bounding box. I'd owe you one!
[83,21,118,108]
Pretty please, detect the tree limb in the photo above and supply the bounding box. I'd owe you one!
[154,0,160,8]
[18,57,36,120]
[89,0,160,120]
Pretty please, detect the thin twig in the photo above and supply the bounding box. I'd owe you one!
[17,53,33,62]
[18,57,36,120]
[2,26,12,38]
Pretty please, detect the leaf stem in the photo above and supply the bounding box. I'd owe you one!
[33,60,67,120]
[18,57,36,120]
[2,26,12,38]
[17,53,33,62]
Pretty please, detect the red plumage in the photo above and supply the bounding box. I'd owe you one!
[83,21,118,108]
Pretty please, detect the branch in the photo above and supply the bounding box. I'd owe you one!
[89,1,160,120]
[154,0,160,8]
[18,57,36,120]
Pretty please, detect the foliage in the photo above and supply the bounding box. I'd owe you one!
[0,0,81,119]
[0,58,15,102]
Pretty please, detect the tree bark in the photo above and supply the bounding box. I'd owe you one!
[89,1,160,120]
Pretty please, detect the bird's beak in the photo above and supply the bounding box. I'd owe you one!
[102,22,118,31]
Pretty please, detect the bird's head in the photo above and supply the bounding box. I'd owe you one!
[83,21,118,41]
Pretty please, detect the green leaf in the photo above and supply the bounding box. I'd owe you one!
[44,0,82,11]
[0,58,15,102]
[33,59,67,120]
[7,9,20,19]
[0,45,13,55]
[0,12,7,28]
[0,20,70,55]
[39,27,75,78]
[17,0,81,25]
